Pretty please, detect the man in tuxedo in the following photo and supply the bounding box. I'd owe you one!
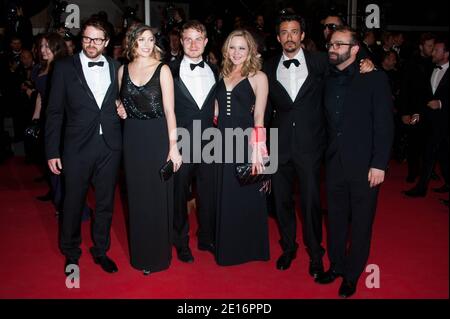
[164,30,183,63]
[169,21,218,263]
[399,33,436,184]
[46,17,122,275]
[361,30,378,64]
[404,39,449,197]
[263,13,329,278]
[315,26,394,298]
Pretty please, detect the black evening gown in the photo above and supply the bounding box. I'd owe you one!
[215,78,270,266]
[120,63,173,273]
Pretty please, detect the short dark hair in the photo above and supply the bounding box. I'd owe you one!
[364,30,376,38]
[382,49,398,62]
[324,14,345,26]
[333,25,359,45]
[435,38,449,52]
[419,32,437,46]
[10,35,22,42]
[181,20,207,38]
[81,16,110,40]
[276,13,306,35]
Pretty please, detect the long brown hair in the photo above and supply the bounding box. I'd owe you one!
[221,29,261,78]
[124,23,163,61]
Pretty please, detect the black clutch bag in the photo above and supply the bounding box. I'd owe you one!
[159,160,174,182]
[24,120,41,140]
[235,161,272,186]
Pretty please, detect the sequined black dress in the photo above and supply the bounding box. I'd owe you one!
[120,63,173,273]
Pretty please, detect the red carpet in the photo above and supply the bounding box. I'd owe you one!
[0,157,448,299]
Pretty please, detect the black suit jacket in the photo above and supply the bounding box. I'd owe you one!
[399,54,434,116]
[424,68,449,135]
[169,59,219,130]
[45,54,122,159]
[324,67,394,179]
[263,51,328,164]
[169,59,219,162]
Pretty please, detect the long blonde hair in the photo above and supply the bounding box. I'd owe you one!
[124,23,163,61]
[221,29,261,78]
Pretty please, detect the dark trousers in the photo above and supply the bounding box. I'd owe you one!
[326,157,379,283]
[52,174,91,215]
[173,162,216,249]
[405,123,425,179]
[272,151,325,260]
[417,128,449,190]
[60,135,121,259]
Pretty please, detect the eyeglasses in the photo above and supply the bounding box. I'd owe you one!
[323,23,338,31]
[326,42,354,50]
[81,36,106,45]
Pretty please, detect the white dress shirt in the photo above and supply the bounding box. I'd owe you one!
[80,51,111,108]
[431,62,449,95]
[180,56,215,109]
[277,48,309,102]
[79,51,111,134]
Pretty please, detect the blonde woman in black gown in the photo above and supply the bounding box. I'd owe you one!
[215,30,270,266]
[117,24,182,275]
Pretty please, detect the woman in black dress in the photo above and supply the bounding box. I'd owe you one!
[215,30,270,266]
[117,24,182,275]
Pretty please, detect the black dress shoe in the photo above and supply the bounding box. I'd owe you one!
[309,259,324,278]
[339,279,357,298]
[64,258,79,276]
[403,187,426,198]
[177,247,194,263]
[315,269,341,284]
[433,184,449,193]
[93,256,118,273]
[405,175,416,183]
[34,175,45,183]
[36,192,53,201]
[276,251,296,270]
[430,171,440,181]
[198,242,215,254]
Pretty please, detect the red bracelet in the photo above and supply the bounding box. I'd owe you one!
[251,126,266,144]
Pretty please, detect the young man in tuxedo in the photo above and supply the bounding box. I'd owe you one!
[46,17,122,275]
[264,13,373,279]
[169,21,218,263]
[315,26,394,298]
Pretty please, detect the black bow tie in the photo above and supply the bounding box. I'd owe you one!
[283,59,300,69]
[434,65,443,70]
[190,60,205,70]
[88,61,104,67]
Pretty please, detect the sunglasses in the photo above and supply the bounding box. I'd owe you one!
[323,23,338,30]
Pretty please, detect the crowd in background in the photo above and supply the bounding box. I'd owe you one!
[0,4,448,205]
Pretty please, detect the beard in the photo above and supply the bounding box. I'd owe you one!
[83,45,103,59]
[283,41,298,53]
[328,48,351,65]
